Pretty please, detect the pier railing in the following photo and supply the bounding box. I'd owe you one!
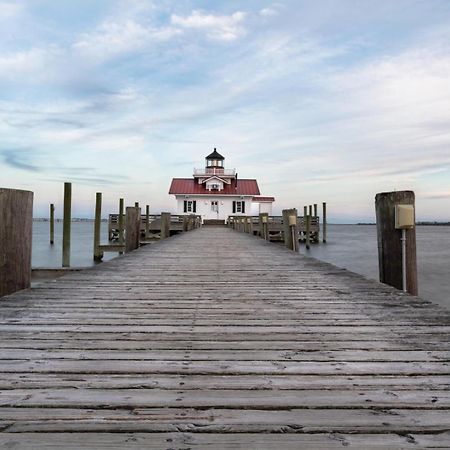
[228,214,320,243]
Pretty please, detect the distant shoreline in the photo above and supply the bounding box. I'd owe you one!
[357,222,450,226]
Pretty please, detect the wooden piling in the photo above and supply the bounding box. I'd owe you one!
[62,182,72,268]
[259,213,269,241]
[322,202,327,243]
[282,208,299,252]
[145,205,150,238]
[49,203,55,245]
[93,192,103,262]
[305,214,311,250]
[182,216,189,232]
[160,212,171,240]
[309,205,313,216]
[118,198,124,255]
[314,203,318,217]
[0,188,33,297]
[247,217,253,234]
[134,202,139,208]
[375,191,418,295]
[125,206,140,252]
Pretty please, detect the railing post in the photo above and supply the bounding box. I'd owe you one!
[125,206,140,252]
[49,203,55,245]
[322,202,327,243]
[160,212,171,239]
[0,188,33,297]
[375,191,418,295]
[247,217,253,234]
[182,216,189,232]
[305,214,311,250]
[93,192,103,262]
[259,213,269,240]
[62,182,72,268]
[145,205,150,238]
[118,198,124,254]
[282,208,299,252]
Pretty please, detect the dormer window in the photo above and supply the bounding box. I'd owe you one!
[211,184,219,190]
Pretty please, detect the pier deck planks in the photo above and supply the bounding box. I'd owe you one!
[1,226,450,449]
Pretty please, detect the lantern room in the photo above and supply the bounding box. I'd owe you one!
[206,148,225,169]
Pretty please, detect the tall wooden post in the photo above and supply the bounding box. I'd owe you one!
[182,216,189,232]
[247,217,253,234]
[322,202,327,243]
[305,214,311,250]
[93,192,103,262]
[145,205,150,238]
[135,202,139,208]
[125,206,140,252]
[0,188,33,297]
[160,212,171,239]
[49,203,55,245]
[313,203,318,217]
[259,213,269,241]
[118,198,124,255]
[375,191,418,295]
[282,208,298,251]
[309,205,312,216]
[62,182,72,268]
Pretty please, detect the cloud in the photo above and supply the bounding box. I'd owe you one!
[0,1,23,20]
[1,148,41,172]
[0,47,61,81]
[260,7,278,17]
[73,19,179,60]
[171,10,246,41]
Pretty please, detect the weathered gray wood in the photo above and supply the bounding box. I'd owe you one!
[118,198,124,255]
[93,192,103,262]
[1,226,450,446]
[259,213,269,240]
[160,212,170,239]
[322,201,327,243]
[49,203,54,245]
[62,182,71,267]
[376,190,418,295]
[282,208,298,251]
[145,204,150,238]
[125,206,140,252]
[306,213,311,249]
[0,188,33,297]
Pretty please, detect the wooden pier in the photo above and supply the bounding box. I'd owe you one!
[1,226,450,448]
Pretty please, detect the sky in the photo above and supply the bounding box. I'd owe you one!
[1,0,450,222]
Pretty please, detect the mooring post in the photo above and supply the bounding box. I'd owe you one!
[125,206,140,252]
[305,214,311,250]
[259,213,269,240]
[145,205,150,238]
[160,212,171,239]
[135,202,139,208]
[375,191,418,295]
[118,198,124,255]
[309,204,313,216]
[182,216,189,232]
[62,182,72,268]
[0,188,33,297]
[322,202,327,243]
[49,203,55,245]
[314,203,317,217]
[282,208,298,251]
[93,192,103,262]
[247,217,253,234]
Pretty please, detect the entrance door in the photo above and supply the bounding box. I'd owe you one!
[211,201,219,217]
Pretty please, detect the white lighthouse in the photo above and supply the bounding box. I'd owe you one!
[169,149,275,223]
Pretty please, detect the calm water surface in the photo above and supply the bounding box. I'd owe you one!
[32,222,450,310]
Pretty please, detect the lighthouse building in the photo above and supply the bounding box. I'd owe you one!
[169,149,275,223]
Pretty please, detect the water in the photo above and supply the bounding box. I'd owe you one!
[305,224,450,310]
[32,222,450,310]
[32,221,117,268]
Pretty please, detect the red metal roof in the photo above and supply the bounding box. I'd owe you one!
[169,178,260,196]
[252,196,275,202]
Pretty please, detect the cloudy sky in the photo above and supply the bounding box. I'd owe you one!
[1,0,450,221]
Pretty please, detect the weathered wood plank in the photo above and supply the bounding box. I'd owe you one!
[1,226,450,446]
